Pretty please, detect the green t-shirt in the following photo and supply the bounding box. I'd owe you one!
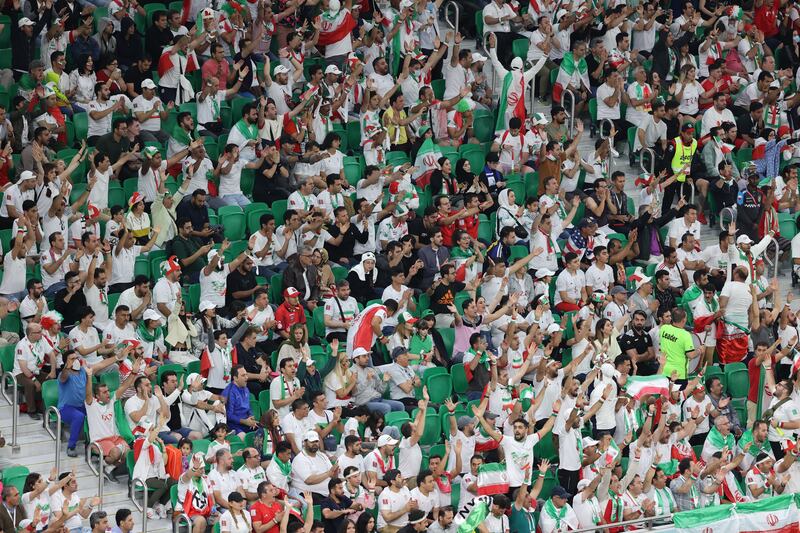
[172,235,206,274]
[660,324,694,379]
[409,333,432,356]
[510,504,537,533]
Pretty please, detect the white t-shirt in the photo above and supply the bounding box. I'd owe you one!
[482,1,514,32]
[50,491,82,531]
[499,433,541,487]
[199,264,230,309]
[291,451,333,495]
[554,269,585,305]
[86,399,119,441]
[87,99,115,137]
[153,278,181,321]
[69,326,102,365]
[377,487,411,529]
[596,83,621,120]
[398,437,422,479]
[585,263,615,294]
[132,95,163,131]
[123,394,161,432]
[720,281,752,328]
[109,245,141,286]
[40,248,71,290]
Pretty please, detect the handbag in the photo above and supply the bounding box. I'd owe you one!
[496,206,529,239]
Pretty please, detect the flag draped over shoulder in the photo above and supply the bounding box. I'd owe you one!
[456,497,490,533]
[158,46,199,78]
[412,137,442,189]
[553,51,589,104]
[477,463,509,496]
[624,375,670,400]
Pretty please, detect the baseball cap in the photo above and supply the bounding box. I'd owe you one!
[198,300,216,313]
[18,170,36,182]
[577,216,598,229]
[546,323,562,335]
[141,79,157,89]
[304,430,320,442]
[610,285,627,296]
[273,65,290,75]
[736,234,754,245]
[377,434,398,447]
[457,415,476,430]
[17,17,34,27]
[535,268,555,278]
[397,311,418,326]
[325,65,342,75]
[142,309,162,322]
[582,436,599,448]
[351,347,370,359]
[472,53,488,63]
[284,286,301,299]
[186,373,206,386]
[769,80,781,89]
[551,486,572,499]
[390,346,409,360]
[634,275,652,290]
[681,122,695,133]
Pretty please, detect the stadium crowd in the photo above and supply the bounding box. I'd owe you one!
[2,0,800,530]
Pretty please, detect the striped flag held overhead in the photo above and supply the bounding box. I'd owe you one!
[477,462,510,496]
[624,375,670,400]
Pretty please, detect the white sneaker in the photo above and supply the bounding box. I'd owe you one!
[146,508,155,520]
[154,504,165,519]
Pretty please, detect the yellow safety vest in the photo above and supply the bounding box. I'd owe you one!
[671,136,697,183]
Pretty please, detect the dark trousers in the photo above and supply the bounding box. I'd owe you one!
[493,31,524,69]
[558,468,580,497]
[661,180,695,214]
[146,477,176,505]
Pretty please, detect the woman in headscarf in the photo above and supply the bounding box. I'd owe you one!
[456,158,491,204]
[495,188,526,239]
[125,192,152,246]
[346,252,378,305]
[115,17,142,71]
[651,29,677,83]
[277,323,311,366]
[428,156,460,197]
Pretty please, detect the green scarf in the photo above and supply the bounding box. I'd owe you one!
[706,426,735,451]
[543,499,567,529]
[738,429,771,456]
[235,118,258,141]
[137,320,163,343]
[273,455,291,477]
[171,124,195,147]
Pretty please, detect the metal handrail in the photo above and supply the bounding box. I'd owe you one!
[561,89,576,138]
[87,442,105,511]
[173,513,192,533]
[0,372,20,452]
[599,118,614,140]
[43,406,62,473]
[640,147,655,175]
[131,478,148,533]
[483,33,496,93]
[570,513,674,533]
[773,236,780,279]
[443,1,459,34]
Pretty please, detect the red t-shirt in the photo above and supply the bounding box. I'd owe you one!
[437,210,459,247]
[250,500,283,533]
[755,0,779,38]
[699,75,734,110]
[274,301,306,334]
[457,213,479,240]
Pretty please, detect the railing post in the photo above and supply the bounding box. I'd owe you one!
[773,237,780,279]
[132,478,148,533]
[561,89,575,138]
[640,147,655,175]
[569,513,673,532]
[599,118,614,140]
[443,1,460,35]
[44,405,62,473]
[720,207,736,231]
[87,442,104,511]
[173,513,192,533]
[1,372,20,453]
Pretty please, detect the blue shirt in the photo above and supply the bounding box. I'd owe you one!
[58,367,87,409]
[222,382,251,433]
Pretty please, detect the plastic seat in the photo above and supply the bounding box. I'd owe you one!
[101,371,120,393]
[271,199,288,226]
[724,362,749,399]
[115,400,134,442]
[72,112,89,142]
[437,328,455,359]
[473,113,495,143]
[419,412,442,445]
[431,79,445,100]
[157,363,184,384]
[108,186,125,209]
[192,438,211,455]
[451,364,469,396]
[425,373,452,404]
[384,411,411,430]
[188,283,200,313]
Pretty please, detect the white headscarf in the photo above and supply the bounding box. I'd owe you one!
[498,188,514,209]
[350,252,378,283]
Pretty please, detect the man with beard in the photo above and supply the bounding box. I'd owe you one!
[619,310,657,375]
[291,430,337,503]
[227,102,259,162]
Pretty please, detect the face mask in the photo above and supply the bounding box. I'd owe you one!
[72,360,81,371]
[794,34,800,43]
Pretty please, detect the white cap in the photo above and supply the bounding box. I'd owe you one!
[325,65,342,75]
[535,268,555,278]
[736,234,754,245]
[18,170,36,182]
[273,65,290,75]
[17,17,34,27]
[304,430,320,442]
[634,275,652,290]
[352,347,370,359]
[769,79,781,89]
[471,53,488,63]
[582,436,599,448]
[141,79,157,89]
[577,479,592,491]
[546,323,561,334]
[142,309,162,322]
[207,248,219,262]
[377,434,398,447]
[555,8,569,20]
[199,300,216,313]
[186,372,206,386]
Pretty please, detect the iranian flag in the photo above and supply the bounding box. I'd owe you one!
[495,70,526,134]
[624,375,670,400]
[317,8,357,47]
[673,503,732,533]
[737,494,799,533]
[477,463,509,496]
[552,51,589,104]
[412,137,442,190]
[157,46,199,78]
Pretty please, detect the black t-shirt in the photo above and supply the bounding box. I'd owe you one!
[664,116,680,140]
[226,269,257,309]
[736,113,761,142]
[618,329,653,356]
[407,218,435,247]
[124,66,150,97]
[430,281,466,314]
[319,495,353,533]
[585,53,605,89]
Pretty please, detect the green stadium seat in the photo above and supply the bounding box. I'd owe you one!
[724,362,749,399]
